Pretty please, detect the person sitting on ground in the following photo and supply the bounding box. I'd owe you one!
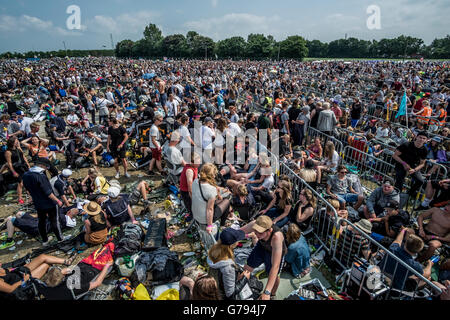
[21,135,58,175]
[84,168,110,198]
[259,180,293,228]
[191,163,231,235]
[81,201,108,245]
[369,201,410,245]
[38,258,112,300]
[313,141,340,183]
[65,134,87,169]
[50,169,77,208]
[416,178,450,211]
[82,128,103,168]
[307,137,323,159]
[179,274,222,300]
[0,207,78,250]
[66,108,81,128]
[128,180,153,207]
[48,124,69,150]
[285,223,311,279]
[363,179,400,219]
[230,184,256,221]
[381,228,434,291]
[298,159,318,188]
[102,186,138,227]
[0,254,76,297]
[290,188,317,232]
[207,228,246,300]
[335,219,373,263]
[415,203,450,262]
[327,165,364,211]
[239,215,287,300]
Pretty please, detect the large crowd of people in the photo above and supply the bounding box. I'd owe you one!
[0,57,449,300]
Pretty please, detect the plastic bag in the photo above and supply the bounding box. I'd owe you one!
[156,288,179,300]
[134,284,151,300]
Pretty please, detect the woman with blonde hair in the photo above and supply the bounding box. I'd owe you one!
[313,140,340,183]
[207,228,247,299]
[191,163,231,234]
[259,180,293,228]
[290,188,317,231]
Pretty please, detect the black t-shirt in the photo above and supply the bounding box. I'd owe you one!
[396,141,427,168]
[310,108,322,128]
[388,210,410,235]
[288,106,301,123]
[245,121,256,131]
[39,263,99,300]
[108,125,126,147]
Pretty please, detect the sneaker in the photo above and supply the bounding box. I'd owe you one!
[0,240,15,250]
[18,199,25,205]
[124,172,131,178]
[59,235,72,242]
[0,233,7,241]
[129,162,138,170]
[115,172,120,179]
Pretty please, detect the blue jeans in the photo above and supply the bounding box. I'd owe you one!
[266,208,290,228]
[336,193,359,205]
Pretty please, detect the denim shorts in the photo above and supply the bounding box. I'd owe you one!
[336,193,359,204]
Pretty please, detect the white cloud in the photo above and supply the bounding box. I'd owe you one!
[88,10,159,38]
[212,0,219,8]
[0,14,82,37]
[185,13,281,40]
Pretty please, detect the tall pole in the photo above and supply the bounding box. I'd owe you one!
[63,41,67,56]
[277,45,280,61]
[205,46,207,60]
[110,33,114,50]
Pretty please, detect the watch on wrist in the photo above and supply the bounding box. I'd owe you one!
[263,289,271,296]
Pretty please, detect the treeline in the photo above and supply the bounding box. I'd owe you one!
[0,49,115,59]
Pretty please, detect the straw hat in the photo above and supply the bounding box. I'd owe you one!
[83,201,102,216]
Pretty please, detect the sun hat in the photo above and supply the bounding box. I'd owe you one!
[354,219,373,234]
[83,201,102,216]
[252,215,273,233]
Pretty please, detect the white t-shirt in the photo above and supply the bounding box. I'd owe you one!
[376,127,389,139]
[166,146,183,166]
[191,180,217,225]
[325,151,340,171]
[67,114,79,124]
[202,126,215,150]
[106,91,115,102]
[20,117,34,136]
[178,125,192,149]
[166,100,179,117]
[227,123,242,138]
[149,124,160,149]
[261,174,275,190]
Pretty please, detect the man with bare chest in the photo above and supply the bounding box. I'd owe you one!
[415,204,450,262]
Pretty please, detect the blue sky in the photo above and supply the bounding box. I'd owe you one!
[0,0,449,52]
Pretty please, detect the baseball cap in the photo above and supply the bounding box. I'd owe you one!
[16,111,24,116]
[252,216,273,233]
[62,169,73,177]
[204,117,213,124]
[108,186,121,198]
[33,157,50,169]
[417,131,429,138]
[385,201,399,210]
[219,228,246,245]
[432,136,442,143]
[383,179,393,186]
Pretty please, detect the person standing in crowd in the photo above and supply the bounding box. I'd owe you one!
[107,118,130,179]
[22,158,65,245]
[317,102,337,136]
[148,113,164,175]
[392,131,428,195]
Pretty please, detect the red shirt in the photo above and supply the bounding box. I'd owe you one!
[179,165,198,192]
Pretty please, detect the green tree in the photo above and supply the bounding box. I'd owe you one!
[115,39,134,57]
[246,34,274,59]
[216,36,247,59]
[278,35,308,60]
[162,34,189,58]
[191,35,215,59]
[306,40,328,58]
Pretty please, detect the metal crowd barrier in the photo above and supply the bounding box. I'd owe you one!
[342,146,396,193]
[333,218,443,298]
[278,162,340,255]
[305,127,345,157]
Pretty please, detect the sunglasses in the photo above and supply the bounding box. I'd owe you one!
[340,171,348,174]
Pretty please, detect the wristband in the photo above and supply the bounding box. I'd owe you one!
[431,235,436,240]
[207,225,213,228]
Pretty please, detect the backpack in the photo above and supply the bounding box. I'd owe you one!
[114,222,144,258]
[273,112,284,130]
